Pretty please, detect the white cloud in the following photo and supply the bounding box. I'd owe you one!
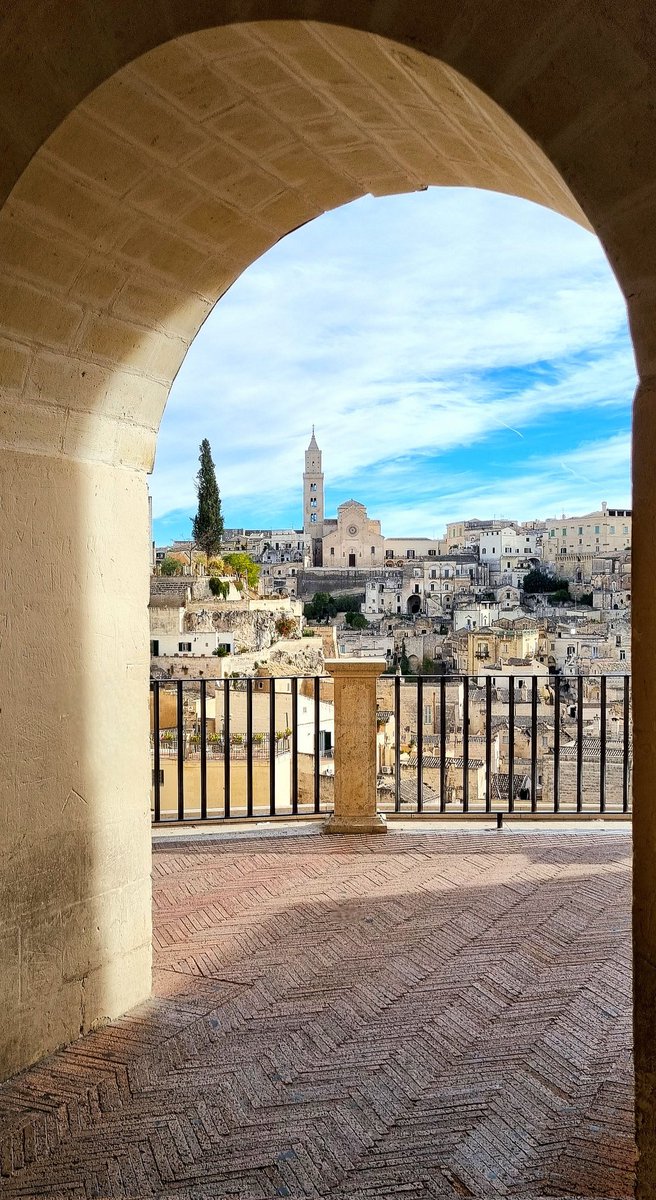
[150,187,634,534]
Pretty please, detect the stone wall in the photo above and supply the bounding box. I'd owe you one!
[151,638,325,681]
[297,568,373,600]
[185,606,296,653]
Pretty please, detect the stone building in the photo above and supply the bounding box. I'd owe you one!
[543,502,631,567]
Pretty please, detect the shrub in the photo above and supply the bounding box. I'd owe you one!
[209,576,229,599]
[275,615,297,639]
[345,611,368,629]
[160,556,182,576]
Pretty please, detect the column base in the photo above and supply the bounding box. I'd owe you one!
[322,812,388,835]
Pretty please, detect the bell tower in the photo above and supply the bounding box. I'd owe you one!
[303,427,324,564]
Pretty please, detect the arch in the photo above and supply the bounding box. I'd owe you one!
[1,9,656,1193]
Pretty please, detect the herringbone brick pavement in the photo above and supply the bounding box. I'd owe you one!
[0,829,634,1198]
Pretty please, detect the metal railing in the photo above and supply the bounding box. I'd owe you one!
[377,673,631,817]
[150,672,631,825]
[151,676,331,823]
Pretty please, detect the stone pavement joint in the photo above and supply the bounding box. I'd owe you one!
[0,829,635,1198]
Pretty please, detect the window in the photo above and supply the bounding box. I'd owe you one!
[431,569,437,579]
[179,642,192,652]
[310,482,316,492]
[430,583,435,591]
[428,549,436,557]
[578,526,583,535]
[610,525,615,534]
[567,645,575,657]
[407,549,415,559]
[330,547,334,557]
[594,525,600,534]
[616,634,622,646]
[620,649,626,661]
[310,514,317,524]
[371,546,375,555]
[423,705,431,724]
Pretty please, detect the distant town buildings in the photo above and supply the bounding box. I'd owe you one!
[153,428,631,686]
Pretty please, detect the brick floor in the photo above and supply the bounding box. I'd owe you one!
[0,828,635,1198]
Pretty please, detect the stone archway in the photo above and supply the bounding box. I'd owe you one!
[1,6,655,1192]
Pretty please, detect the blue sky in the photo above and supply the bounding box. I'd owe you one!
[150,187,634,544]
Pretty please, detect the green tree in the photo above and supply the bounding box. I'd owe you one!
[345,611,368,629]
[549,588,571,605]
[223,551,260,591]
[192,439,223,566]
[399,639,411,675]
[160,555,182,576]
[523,567,569,594]
[303,591,365,622]
[303,592,335,622]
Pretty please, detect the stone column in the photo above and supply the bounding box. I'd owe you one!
[322,659,387,834]
[632,378,656,1195]
[0,449,152,1081]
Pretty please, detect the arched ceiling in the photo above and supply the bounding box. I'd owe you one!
[0,10,654,469]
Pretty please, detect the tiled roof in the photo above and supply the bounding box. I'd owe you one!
[406,754,484,769]
[491,772,530,799]
[555,739,632,763]
[377,778,441,806]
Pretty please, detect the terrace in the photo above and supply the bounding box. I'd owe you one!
[1,660,635,1196]
[0,825,633,1197]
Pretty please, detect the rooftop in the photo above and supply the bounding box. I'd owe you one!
[0,826,634,1198]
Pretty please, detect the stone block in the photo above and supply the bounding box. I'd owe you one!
[0,336,29,391]
[50,109,150,196]
[0,276,83,349]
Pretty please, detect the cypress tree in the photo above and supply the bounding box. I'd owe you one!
[192,439,224,566]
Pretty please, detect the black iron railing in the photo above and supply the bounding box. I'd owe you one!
[377,673,631,817]
[150,676,331,823]
[150,672,631,825]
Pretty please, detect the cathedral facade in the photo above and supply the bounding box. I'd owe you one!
[302,430,386,567]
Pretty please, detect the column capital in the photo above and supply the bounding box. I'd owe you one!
[324,658,387,680]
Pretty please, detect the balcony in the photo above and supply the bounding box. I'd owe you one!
[0,823,634,1196]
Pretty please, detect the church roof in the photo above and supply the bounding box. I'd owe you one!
[307,426,319,450]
